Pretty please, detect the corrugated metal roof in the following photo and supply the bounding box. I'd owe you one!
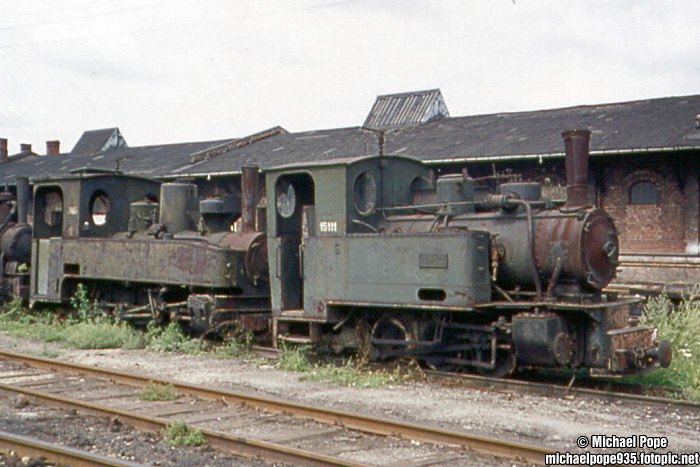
[363,89,449,130]
[71,128,126,154]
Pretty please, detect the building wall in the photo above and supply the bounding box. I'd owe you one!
[600,158,689,254]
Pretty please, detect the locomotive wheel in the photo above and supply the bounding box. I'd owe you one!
[421,321,461,372]
[370,317,413,361]
[477,350,517,378]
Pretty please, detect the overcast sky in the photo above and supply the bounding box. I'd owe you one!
[1,0,698,154]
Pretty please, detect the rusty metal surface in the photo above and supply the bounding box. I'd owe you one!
[534,208,619,290]
[562,129,591,207]
[0,223,31,263]
[241,166,260,233]
[220,231,269,283]
[57,237,241,288]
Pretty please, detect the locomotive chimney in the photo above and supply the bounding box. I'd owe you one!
[16,176,30,224]
[562,129,591,208]
[241,166,259,233]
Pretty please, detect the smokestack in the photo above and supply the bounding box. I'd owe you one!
[20,143,32,154]
[16,177,30,224]
[241,166,260,233]
[46,140,60,155]
[562,129,591,208]
[0,138,7,164]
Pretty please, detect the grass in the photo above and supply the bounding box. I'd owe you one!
[161,420,207,447]
[138,381,179,401]
[277,344,410,388]
[624,290,700,401]
[277,343,313,372]
[0,286,252,358]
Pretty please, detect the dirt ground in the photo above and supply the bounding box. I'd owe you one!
[1,332,699,466]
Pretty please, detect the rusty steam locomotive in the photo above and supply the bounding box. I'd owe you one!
[266,129,671,376]
[0,129,671,376]
[2,168,270,333]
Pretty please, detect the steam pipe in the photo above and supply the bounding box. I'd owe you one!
[241,166,259,233]
[510,198,542,300]
[562,129,591,208]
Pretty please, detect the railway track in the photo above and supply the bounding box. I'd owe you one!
[0,350,553,466]
[254,346,699,409]
[424,369,700,410]
[0,430,147,467]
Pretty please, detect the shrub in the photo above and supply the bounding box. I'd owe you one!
[146,322,204,354]
[69,283,106,323]
[161,421,207,447]
[630,291,700,400]
[62,321,144,349]
[139,381,179,401]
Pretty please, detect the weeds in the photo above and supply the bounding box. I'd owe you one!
[146,322,204,354]
[277,343,313,372]
[39,346,60,358]
[138,381,179,401]
[301,358,408,387]
[69,284,106,324]
[626,289,700,401]
[0,287,251,358]
[161,421,207,447]
[277,344,409,388]
[63,321,145,349]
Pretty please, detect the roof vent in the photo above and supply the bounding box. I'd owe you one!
[363,88,449,130]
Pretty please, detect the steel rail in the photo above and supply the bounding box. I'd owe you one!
[254,346,698,409]
[0,430,146,467]
[0,350,559,465]
[0,382,368,467]
[423,369,700,409]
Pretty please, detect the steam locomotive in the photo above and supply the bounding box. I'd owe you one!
[0,129,671,376]
[21,169,269,333]
[0,178,31,302]
[266,130,671,376]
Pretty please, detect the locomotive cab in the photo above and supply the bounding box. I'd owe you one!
[30,171,162,301]
[266,155,492,347]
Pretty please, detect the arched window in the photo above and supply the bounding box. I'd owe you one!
[629,181,658,205]
[89,191,111,226]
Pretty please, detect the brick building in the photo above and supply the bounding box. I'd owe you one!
[2,90,700,288]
